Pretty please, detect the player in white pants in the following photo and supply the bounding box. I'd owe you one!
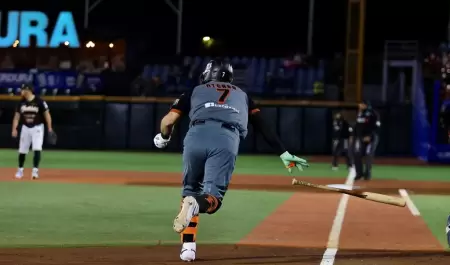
[11,84,53,179]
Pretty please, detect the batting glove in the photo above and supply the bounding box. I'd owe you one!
[153,133,171,149]
[279,151,309,173]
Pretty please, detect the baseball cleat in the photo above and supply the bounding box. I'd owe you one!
[15,168,24,179]
[446,215,450,246]
[174,196,199,233]
[354,175,363,181]
[31,168,39,180]
[180,242,196,262]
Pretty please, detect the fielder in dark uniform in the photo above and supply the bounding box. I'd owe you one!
[153,59,309,262]
[331,112,352,170]
[352,101,380,181]
[11,84,54,179]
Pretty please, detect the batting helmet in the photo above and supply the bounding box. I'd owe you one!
[200,59,234,84]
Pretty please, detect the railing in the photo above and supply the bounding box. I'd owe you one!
[0,96,412,155]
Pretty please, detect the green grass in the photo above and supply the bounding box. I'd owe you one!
[411,195,450,249]
[0,149,448,182]
[0,182,291,247]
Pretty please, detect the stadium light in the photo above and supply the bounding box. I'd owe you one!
[109,43,114,48]
[86,41,95,48]
[202,36,214,48]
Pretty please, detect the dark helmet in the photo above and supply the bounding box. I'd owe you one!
[21,83,34,93]
[361,100,372,110]
[200,59,234,84]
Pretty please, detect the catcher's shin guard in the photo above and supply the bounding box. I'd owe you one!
[181,215,199,243]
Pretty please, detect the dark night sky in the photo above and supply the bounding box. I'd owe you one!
[1,0,450,56]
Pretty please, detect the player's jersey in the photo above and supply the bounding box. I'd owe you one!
[170,81,260,138]
[16,96,49,128]
[354,108,380,138]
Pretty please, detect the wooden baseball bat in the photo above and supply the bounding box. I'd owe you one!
[292,178,406,207]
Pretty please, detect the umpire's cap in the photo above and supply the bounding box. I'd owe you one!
[200,59,234,84]
[21,83,34,92]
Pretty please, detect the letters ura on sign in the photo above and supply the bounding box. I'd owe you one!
[0,11,80,48]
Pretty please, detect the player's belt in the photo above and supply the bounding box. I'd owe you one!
[191,120,237,133]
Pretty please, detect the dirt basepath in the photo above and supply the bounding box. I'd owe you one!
[240,193,340,248]
[1,168,450,194]
[339,197,443,251]
[1,246,448,265]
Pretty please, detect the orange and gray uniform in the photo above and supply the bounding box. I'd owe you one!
[170,81,260,243]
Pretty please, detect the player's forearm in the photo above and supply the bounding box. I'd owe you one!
[160,124,173,139]
[160,114,177,139]
[12,113,19,131]
[44,112,53,130]
[250,112,287,154]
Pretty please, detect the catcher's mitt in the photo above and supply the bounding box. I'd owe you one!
[47,131,57,145]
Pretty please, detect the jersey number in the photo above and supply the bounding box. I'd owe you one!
[216,88,231,104]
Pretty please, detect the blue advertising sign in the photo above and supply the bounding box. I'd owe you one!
[0,70,102,94]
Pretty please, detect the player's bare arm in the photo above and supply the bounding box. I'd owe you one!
[43,110,53,132]
[12,111,20,138]
[160,111,181,138]
[154,92,190,149]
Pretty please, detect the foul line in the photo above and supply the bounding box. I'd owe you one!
[319,168,355,265]
[398,189,420,216]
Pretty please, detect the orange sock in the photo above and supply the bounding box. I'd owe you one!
[181,215,199,242]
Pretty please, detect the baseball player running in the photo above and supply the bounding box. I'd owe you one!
[12,84,54,179]
[153,59,309,262]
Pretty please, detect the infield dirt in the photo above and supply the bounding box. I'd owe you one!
[0,157,449,264]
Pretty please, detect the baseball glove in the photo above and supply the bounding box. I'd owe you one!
[47,131,57,145]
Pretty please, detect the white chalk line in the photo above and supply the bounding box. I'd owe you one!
[319,168,355,265]
[398,189,421,216]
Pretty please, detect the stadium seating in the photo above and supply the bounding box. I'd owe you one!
[142,57,325,96]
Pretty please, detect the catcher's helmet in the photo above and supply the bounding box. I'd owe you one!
[200,59,234,84]
[21,83,34,92]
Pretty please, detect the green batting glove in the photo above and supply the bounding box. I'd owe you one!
[279,151,309,173]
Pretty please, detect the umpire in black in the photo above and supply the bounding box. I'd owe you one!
[352,101,380,180]
[331,112,352,170]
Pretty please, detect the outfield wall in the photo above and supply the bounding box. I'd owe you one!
[0,96,412,155]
